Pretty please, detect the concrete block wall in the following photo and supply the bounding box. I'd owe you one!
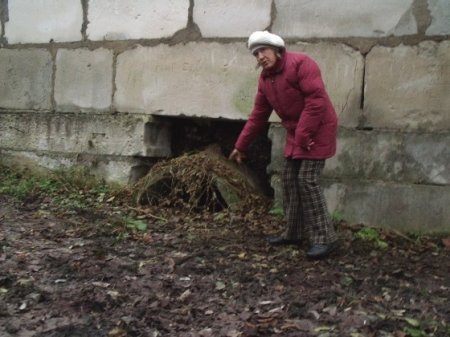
[0,0,449,232]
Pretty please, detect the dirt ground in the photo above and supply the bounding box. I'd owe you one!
[0,194,449,337]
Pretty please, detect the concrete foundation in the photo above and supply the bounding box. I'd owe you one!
[0,112,171,159]
[0,149,143,184]
[323,180,450,234]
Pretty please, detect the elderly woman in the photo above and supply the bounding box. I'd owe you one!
[229,31,338,259]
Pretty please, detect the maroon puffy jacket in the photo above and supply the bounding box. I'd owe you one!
[235,50,338,160]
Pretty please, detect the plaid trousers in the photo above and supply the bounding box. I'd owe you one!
[282,158,337,245]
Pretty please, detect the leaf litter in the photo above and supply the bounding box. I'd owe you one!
[0,161,449,337]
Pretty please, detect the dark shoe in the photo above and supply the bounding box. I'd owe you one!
[306,241,339,259]
[267,236,302,246]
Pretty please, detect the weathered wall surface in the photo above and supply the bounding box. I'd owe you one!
[0,0,449,232]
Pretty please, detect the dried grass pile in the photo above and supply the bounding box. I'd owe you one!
[134,147,268,213]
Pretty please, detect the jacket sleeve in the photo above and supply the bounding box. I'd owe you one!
[235,81,272,152]
[295,56,328,150]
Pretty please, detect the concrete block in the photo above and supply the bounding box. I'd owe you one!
[193,0,271,37]
[0,113,171,158]
[265,174,450,232]
[0,49,52,110]
[323,180,450,233]
[426,0,450,35]
[0,3,5,38]
[273,0,416,38]
[115,43,258,119]
[1,150,141,184]
[289,43,364,128]
[268,126,449,185]
[87,0,189,41]
[324,129,364,178]
[143,120,172,157]
[5,0,82,44]
[55,48,113,112]
[115,42,362,124]
[1,150,75,174]
[403,133,450,185]
[326,129,450,185]
[270,174,283,209]
[322,182,346,216]
[365,41,450,131]
[267,125,286,175]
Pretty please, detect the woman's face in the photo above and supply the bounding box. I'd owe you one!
[253,47,278,70]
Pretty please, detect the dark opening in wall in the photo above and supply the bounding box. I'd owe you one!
[166,116,273,198]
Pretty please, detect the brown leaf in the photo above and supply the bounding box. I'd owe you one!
[281,319,314,331]
[442,238,450,250]
[108,327,127,337]
[226,329,241,337]
[165,257,176,272]
[198,328,213,337]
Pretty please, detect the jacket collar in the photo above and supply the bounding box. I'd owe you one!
[261,49,287,78]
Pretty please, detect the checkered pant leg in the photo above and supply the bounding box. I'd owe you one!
[282,159,303,240]
[282,159,337,244]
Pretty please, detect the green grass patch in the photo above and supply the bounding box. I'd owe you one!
[355,227,388,249]
[0,164,122,209]
[0,167,58,199]
[269,206,284,217]
[330,210,345,224]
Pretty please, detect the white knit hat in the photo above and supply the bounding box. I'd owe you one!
[248,31,285,54]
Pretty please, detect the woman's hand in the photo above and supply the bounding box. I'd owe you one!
[228,149,246,164]
[307,139,315,151]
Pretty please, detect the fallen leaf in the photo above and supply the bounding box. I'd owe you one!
[92,281,110,288]
[178,289,191,301]
[258,300,275,305]
[226,329,241,337]
[199,328,213,337]
[350,333,365,337]
[391,309,405,316]
[107,290,121,300]
[165,257,175,272]
[442,238,450,250]
[281,319,314,331]
[268,305,285,313]
[403,317,420,327]
[323,305,337,316]
[17,277,34,286]
[314,325,332,332]
[308,310,320,320]
[215,281,226,290]
[108,327,127,337]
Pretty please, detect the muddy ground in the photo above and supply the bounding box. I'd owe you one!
[0,194,449,337]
